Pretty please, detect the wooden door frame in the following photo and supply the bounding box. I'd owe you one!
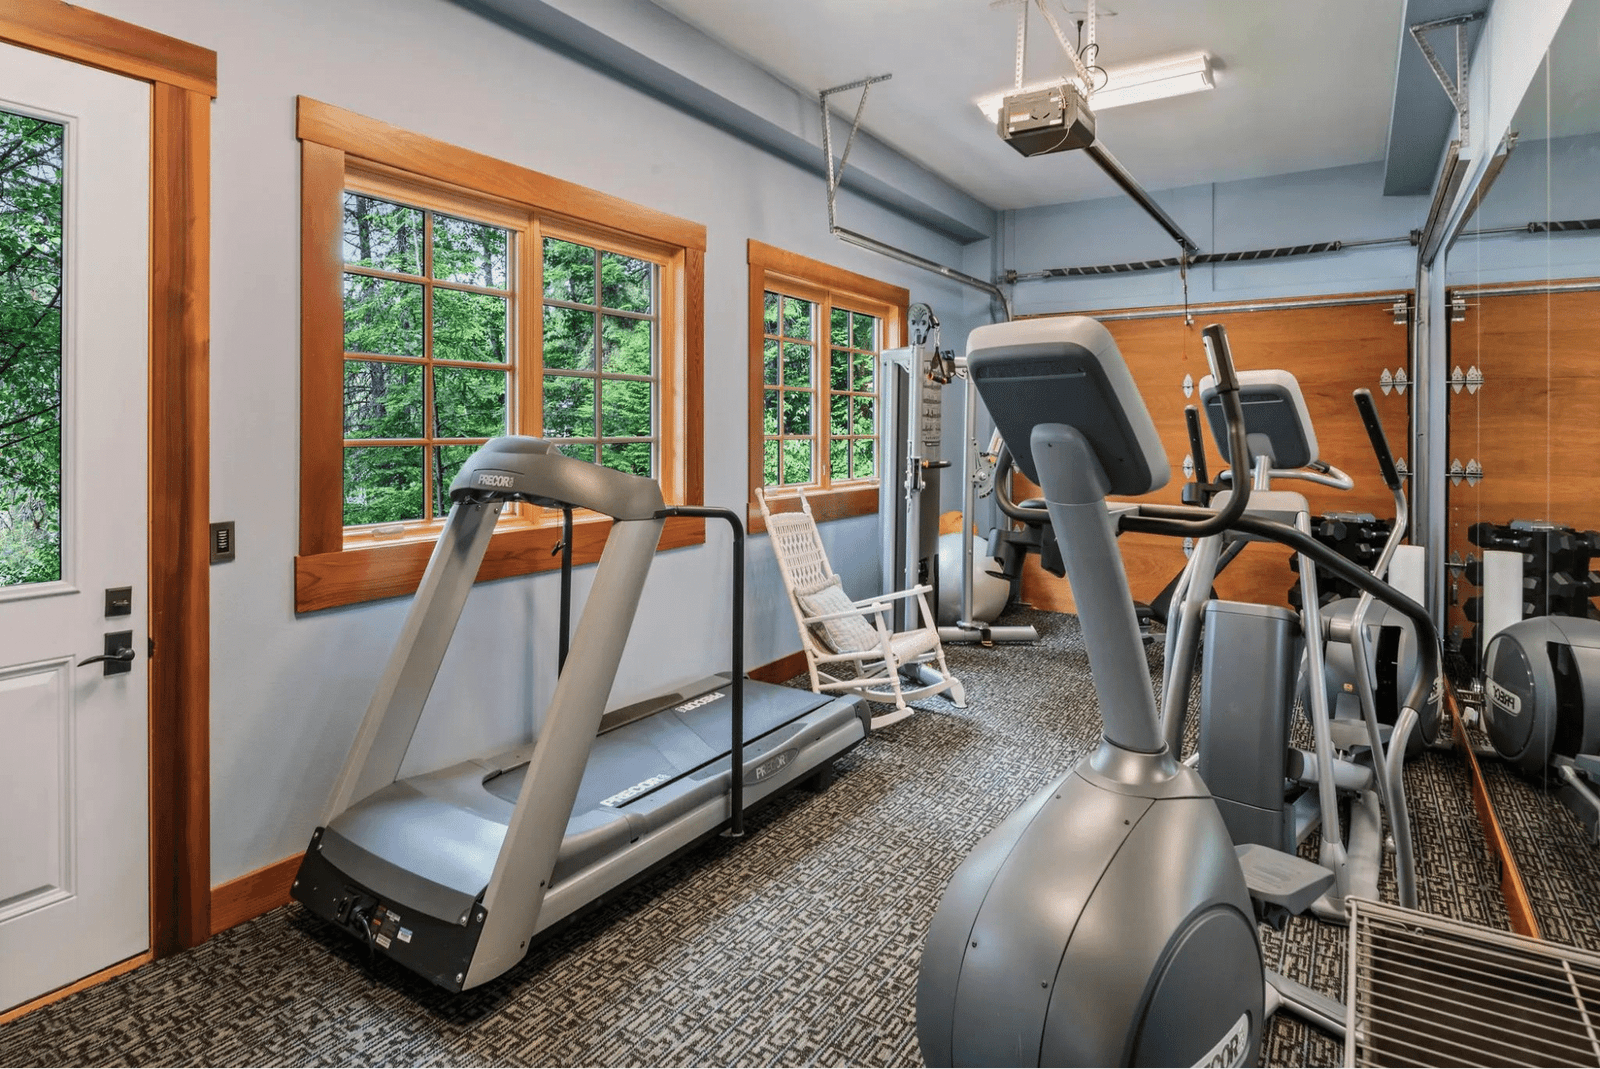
[0,2,215,957]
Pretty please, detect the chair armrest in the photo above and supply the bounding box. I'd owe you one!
[849,585,932,608]
[801,604,888,625]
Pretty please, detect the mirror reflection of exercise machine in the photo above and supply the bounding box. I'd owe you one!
[879,303,1038,647]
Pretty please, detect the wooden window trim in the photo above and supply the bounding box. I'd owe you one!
[746,240,907,534]
[297,99,706,613]
[1,1,217,971]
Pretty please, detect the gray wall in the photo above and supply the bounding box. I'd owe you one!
[87,0,972,885]
[1445,131,1600,285]
[986,159,1433,317]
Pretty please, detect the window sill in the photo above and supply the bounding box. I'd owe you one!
[294,513,706,613]
[748,483,878,535]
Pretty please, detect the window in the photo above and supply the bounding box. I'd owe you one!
[540,238,657,475]
[297,98,706,612]
[758,290,880,489]
[0,110,65,587]
[340,194,516,528]
[746,241,907,528]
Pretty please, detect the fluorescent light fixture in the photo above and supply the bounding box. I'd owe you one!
[976,52,1215,123]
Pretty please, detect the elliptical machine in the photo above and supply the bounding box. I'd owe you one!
[916,317,1439,1067]
[1160,373,1432,918]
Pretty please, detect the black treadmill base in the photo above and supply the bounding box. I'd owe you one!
[292,750,854,996]
[291,827,486,993]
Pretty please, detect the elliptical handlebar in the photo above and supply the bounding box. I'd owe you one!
[1353,388,1402,493]
[1120,324,1252,539]
[991,444,1050,523]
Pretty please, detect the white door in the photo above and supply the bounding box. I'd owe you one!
[0,42,151,1012]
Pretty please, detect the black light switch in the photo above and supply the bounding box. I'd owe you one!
[210,521,236,563]
[105,586,133,616]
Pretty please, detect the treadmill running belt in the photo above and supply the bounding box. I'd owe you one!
[482,680,832,812]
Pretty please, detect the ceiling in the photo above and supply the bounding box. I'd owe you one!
[649,0,1408,210]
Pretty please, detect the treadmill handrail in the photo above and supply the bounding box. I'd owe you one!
[657,506,746,837]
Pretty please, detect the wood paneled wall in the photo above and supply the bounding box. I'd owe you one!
[1014,300,1412,613]
[1446,286,1600,644]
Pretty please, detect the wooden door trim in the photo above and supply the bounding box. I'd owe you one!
[0,2,216,97]
[0,2,216,962]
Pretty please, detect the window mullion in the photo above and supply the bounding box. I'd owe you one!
[813,299,826,491]
[422,209,436,519]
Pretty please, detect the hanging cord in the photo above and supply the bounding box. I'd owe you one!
[1180,247,1192,325]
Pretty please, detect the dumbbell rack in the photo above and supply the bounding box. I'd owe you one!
[1288,512,1395,611]
[1458,520,1600,675]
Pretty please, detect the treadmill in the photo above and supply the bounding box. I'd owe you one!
[292,436,871,991]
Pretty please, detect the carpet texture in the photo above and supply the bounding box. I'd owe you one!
[0,608,1575,1068]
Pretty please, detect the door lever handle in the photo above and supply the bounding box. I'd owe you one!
[79,630,136,675]
[78,649,135,666]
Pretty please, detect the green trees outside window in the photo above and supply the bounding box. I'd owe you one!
[341,192,511,527]
[340,192,660,530]
[542,238,655,477]
[0,111,65,586]
[760,289,878,489]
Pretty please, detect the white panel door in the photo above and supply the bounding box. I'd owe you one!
[0,42,150,1012]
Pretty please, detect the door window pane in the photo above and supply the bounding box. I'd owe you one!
[0,112,65,586]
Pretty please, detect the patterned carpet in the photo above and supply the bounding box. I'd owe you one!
[0,607,1580,1067]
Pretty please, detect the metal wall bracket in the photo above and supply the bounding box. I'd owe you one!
[1182,454,1195,479]
[1392,297,1411,325]
[1394,457,1411,482]
[1450,296,1469,322]
[1448,458,1485,487]
[1380,368,1410,396]
[1182,373,1194,398]
[1449,365,1484,394]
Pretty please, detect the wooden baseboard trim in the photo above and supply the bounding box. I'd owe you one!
[750,649,808,684]
[210,853,304,935]
[0,951,154,1025]
[1446,682,1541,938]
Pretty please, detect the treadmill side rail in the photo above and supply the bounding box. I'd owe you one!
[468,515,666,987]
[323,499,504,819]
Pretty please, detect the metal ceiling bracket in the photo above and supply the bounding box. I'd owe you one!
[817,73,1016,319]
[819,73,892,231]
[1409,12,1485,146]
